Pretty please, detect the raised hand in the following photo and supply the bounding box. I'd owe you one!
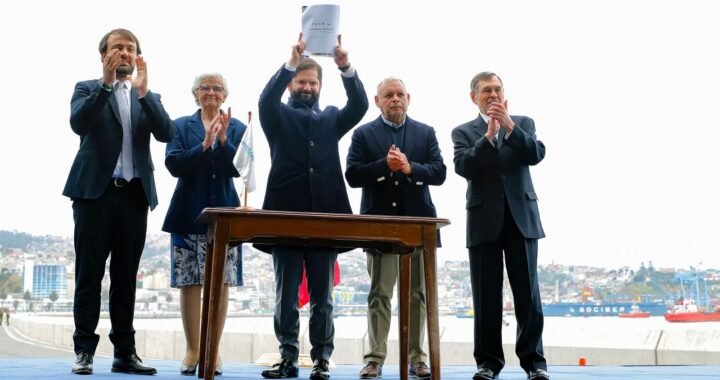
[202,114,219,151]
[333,34,349,68]
[131,56,148,98]
[487,99,514,133]
[289,33,305,67]
[486,117,500,141]
[101,49,121,86]
[130,56,148,98]
[216,107,231,146]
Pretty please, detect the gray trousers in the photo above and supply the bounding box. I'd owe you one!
[364,249,427,365]
[272,246,337,362]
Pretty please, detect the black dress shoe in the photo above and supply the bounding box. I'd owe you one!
[262,358,299,379]
[180,362,198,376]
[71,352,93,375]
[528,369,550,379]
[309,359,330,380]
[112,353,157,375]
[473,367,498,380]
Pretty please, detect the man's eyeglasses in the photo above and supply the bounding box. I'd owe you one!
[475,86,504,95]
[197,85,225,94]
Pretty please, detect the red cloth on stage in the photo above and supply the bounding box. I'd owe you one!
[298,260,341,307]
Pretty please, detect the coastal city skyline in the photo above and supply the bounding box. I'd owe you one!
[3,229,718,317]
[2,0,720,269]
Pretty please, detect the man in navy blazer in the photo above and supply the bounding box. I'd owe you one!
[258,35,368,380]
[63,28,173,376]
[346,77,445,379]
[451,72,549,380]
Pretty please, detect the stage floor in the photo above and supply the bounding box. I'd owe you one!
[0,358,717,379]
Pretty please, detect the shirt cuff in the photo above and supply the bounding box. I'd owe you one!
[284,63,297,72]
[99,80,112,92]
[340,66,356,78]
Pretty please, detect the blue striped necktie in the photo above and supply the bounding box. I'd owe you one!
[116,82,133,181]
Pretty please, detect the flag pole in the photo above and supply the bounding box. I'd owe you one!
[244,111,252,207]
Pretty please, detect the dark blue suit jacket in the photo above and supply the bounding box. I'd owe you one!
[162,110,247,234]
[63,79,174,210]
[258,65,368,214]
[345,115,446,217]
[452,115,545,247]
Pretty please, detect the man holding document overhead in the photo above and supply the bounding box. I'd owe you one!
[257,29,368,380]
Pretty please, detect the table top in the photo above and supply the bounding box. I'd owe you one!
[197,208,450,227]
[196,208,450,252]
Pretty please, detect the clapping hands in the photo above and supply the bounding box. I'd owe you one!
[203,107,232,151]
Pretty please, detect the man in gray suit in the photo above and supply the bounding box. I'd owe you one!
[451,72,549,380]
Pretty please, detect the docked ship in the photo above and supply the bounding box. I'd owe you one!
[664,299,720,322]
[664,270,720,322]
[542,302,667,317]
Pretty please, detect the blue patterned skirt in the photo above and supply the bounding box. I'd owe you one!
[170,233,243,288]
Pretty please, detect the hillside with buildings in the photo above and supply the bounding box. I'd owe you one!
[2,230,719,316]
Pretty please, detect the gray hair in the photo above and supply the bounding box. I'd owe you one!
[470,71,503,92]
[192,73,229,106]
[376,77,407,95]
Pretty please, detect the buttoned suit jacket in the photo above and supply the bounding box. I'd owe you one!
[63,79,174,210]
[451,115,545,247]
[258,65,369,214]
[162,110,247,234]
[345,115,446,219]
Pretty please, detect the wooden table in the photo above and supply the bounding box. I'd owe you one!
[196,208,449,380]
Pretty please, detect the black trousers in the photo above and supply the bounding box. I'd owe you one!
[272,246,337,362]
[468,204,546,374]
[72,179,148,356]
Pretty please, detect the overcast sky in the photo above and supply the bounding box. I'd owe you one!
[1,0,719,269]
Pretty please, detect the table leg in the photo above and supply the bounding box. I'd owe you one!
[399,250,411,380]
[201,220,230,380]
[199,225,216,378]
[423,228,441,380]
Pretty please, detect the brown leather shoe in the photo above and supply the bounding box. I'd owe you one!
[410,361,431,379]
[359,361,382,378]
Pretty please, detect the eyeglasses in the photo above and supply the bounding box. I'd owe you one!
[197,85,225,94]
[474,86,504,95]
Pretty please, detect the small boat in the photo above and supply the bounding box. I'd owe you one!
[619,304,650,318]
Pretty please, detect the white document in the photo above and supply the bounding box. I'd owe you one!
[301,4,340,57]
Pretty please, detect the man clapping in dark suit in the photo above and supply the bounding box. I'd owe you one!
[346,77,446,379]
[63,28,173,376]
[451,72,550,380]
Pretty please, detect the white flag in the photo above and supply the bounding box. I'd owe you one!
[235,119,256,193]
